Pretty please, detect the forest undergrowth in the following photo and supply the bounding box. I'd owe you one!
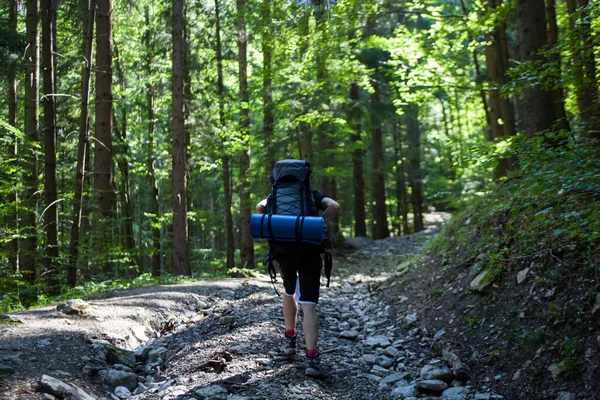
[389,135,600,399]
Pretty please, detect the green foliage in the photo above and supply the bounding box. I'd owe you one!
[430,132,600,280]
[560,336,584,377]
[512,327,549,353]
[0,272,230,314]
[227,267,259,278]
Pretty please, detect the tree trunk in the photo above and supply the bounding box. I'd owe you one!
[349,81,367,237]
[68,0,95,287]
[577,0,598,139]
[370,77,389,239]
[405,104,424,233]
[495,9,516,138]
[484,41,504,141]
[41,0,59,291]
[143,6,161,277]
[545,0,570,131]
[296,14,311,162]
[94,0,114,273]
[483,0,517,177]
[566,0,598,137]
[8,0,19,271]
[215,0,234,270]
[313,13,340,241]
[394,122,409,235]
[114,46,136,266]
[147,87,161,277]
[172,0,191,275]
[517,0,558,138]
[458,0,491,137]
[262,1,275,172]
[22,0,40,284]
[236,0,254,269]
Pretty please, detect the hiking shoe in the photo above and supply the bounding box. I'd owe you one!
[305,354,327,378]
[281,332,297,359]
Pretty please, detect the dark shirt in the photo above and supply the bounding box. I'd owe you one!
[312,190,327,212]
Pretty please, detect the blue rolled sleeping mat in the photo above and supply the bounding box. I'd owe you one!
[250,214,325,244]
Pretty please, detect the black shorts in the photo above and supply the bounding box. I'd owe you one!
[276,248,322,304]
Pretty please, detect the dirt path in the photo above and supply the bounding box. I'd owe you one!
[0,219,505,400]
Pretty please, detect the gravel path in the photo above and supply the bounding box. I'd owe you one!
[0,221,505,400]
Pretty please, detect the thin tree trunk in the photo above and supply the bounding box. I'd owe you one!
[215,0,234,270]
[394,122,409,235]
[484,29,503,141]
[22,0,40,284]
[495,8,516,138]
[458,0,491,136]
[296,14,311,162]
[41,0,59,291]
[577,0,598,139]
[8,0,19,271]
[262,1,275,172]
[237,0,254,269]
[486,22,512,179]
[81,133,93,280]
[95,0,113,217]
[517,0,558,138]
[349,81,367,237]
[94,0,114,273]
[370,77,389,239]
[567,0,598,136]
[114,46,136,266]
[68,0,95,287]
[313,13,339,239]
[143,6,161,277]
[172,0,191,275]
[438,98,457,181]
[483,0,517,177]
[545,0,570,131]
[405,104,424,233]
[474,50,491,141]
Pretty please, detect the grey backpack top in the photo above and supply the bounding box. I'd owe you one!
[267,159,317,217]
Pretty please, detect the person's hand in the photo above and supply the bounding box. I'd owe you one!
[256,198,268,213]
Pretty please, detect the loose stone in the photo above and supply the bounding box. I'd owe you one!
[375,355,394,368]
[364,335,392,348]
[114,386,132,399]
[391,385,417,398]
[416,379,449,393]
[339,330,360,340]
[219,315,235,325]
[37,375,95,400]
[195,385,228,397]
[420,364,454,383]
[442,386,470,399]
[381,372,411,385]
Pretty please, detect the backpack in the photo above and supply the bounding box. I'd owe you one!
[262,160,332,291]
[265,159,317,218]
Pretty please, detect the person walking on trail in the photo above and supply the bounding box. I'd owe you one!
[255,160,340,378]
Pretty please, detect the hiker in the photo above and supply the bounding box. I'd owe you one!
[255,160,340,378]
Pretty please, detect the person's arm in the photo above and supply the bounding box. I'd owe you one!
[256,198,268,213]
[320,197,340,222]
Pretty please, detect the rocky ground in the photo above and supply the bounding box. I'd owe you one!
[0,216,521,400]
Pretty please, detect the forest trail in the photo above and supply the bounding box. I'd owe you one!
[1,215,504,400]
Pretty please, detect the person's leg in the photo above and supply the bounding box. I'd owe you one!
[283,294,298,331]
[297,250,327,377]
[301,303,318,351]
[279,254,299,358]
